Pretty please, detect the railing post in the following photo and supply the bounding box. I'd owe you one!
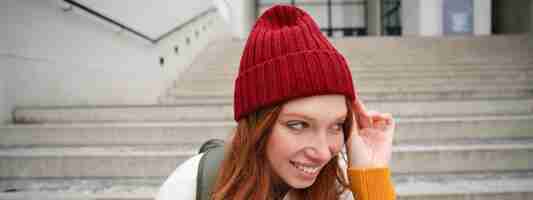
[327,0,333,37]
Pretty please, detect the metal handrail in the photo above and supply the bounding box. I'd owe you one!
[63,0,216,44]
[154,8,216,43]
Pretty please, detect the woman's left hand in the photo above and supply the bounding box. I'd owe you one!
[346,98,395,168]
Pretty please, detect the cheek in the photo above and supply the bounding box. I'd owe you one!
[329,134,345,154]
[267,128,301,157]
[265,128,301,181]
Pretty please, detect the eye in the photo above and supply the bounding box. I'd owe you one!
[286,120,308,130]
[331,122,345,134]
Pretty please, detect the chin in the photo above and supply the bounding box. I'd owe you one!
[287,178,317,189]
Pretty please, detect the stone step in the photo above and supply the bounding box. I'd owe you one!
[207,34,533,54]
[191,35,533,68]
[197,55,533,71]
[0,177,160,200]
[333,35,533,65]
[193,63,533,77]
[0,122,233,146]
[1,171,532,200]
[176,74,533,86]
[349,63,533,73]
[0,145,195,178]
[14,98,533,123]
[394,114,533,142]
[1,138,531,178]
[391,138,533,174]
[179,68,533,83]
[331,34,533,50]
[13,104,235,123]
[164,85,533,103]
[176,66,533,85]
[184,64,533,80]
[3,114,532,146]
[342,53,533,66]
[172,79,533,95]
[395,171,533,200]
[171,78,533,96]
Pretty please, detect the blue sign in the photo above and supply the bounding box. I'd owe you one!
[443,0,474,35]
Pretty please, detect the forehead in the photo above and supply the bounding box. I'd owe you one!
[280,95,347,119]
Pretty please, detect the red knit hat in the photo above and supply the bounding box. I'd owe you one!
[233,5,356,121]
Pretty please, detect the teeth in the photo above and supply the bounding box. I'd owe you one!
[292,162,319,174]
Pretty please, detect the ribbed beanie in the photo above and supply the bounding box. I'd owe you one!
[234,5,357,121]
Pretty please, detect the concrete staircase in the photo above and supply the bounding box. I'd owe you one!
[1,34,533,200]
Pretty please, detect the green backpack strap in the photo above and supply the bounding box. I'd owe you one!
[196,144,225,200]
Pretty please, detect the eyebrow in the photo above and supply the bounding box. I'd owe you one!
[280,112,347,122]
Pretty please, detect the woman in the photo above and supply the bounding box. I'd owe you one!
[157,4,395,200]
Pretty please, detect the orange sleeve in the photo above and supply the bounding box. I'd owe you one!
[347,167,396,200]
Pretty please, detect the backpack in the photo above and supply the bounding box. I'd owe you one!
[196,139,225,200]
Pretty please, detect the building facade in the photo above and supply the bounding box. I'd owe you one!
[230,0,533,38]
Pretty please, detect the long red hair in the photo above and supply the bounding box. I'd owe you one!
[212,98,355,200]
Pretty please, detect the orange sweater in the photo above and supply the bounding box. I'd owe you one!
[348,168,395,200]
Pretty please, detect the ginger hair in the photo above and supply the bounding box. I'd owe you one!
[211,98,355,200]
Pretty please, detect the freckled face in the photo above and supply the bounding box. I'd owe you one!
[266,95,347,189]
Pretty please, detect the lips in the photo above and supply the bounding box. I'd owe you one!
[290,161,320,175]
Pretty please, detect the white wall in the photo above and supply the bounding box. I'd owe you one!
[227,0,256,39]
[474,0,492,35]
[1,0,223,107]
[367,0,382,35]
[0,61,14,124]
[419,0,443,36]
[402,0,420,36]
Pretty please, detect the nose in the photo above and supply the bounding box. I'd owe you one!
[305,133,333,163]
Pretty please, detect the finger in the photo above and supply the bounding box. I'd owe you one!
[369,112,393,124]
[366,110,387,127]
[360,111,393,131]
[371,115,394,130]
[352,98,368,116]
[357,113,371,130]
[366,110,380,116]
[369,111,384,121]
[372,121,385,131]
[367,111,388,119]
[380,113,393,120]
[378,114,395,141]
[353,96,368,114]
[380,113,395,127]
[353,99,371,129]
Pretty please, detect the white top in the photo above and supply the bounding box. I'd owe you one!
[156,153,354,200]
[156,153,204,200]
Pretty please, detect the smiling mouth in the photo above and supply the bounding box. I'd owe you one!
[290,161,320,175]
